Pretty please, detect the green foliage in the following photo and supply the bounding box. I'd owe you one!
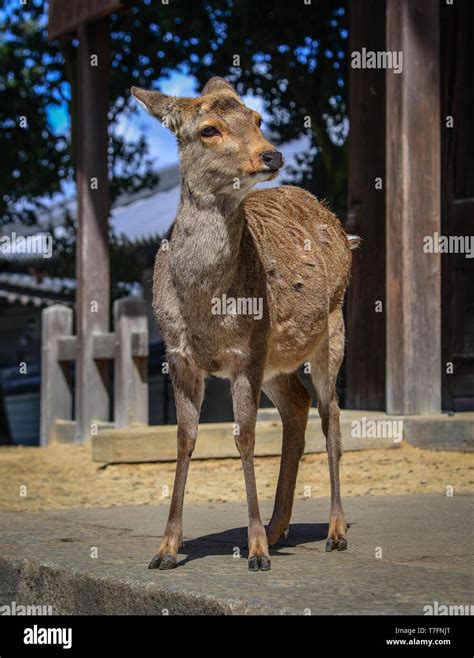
[179,0,349,213]
[109,0,349,213]
[0,0,69,224]
[1,0,348,241]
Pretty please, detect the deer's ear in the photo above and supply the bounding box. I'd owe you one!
[130,87,190,133]
[201,77,239,97]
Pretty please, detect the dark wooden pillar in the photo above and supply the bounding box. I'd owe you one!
[76,20,111,441]
[345,0,386,410]
[441,0,474,412]
[386,0,441,414]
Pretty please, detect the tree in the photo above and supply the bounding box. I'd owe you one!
[0,0,69,224]
[181,0,349,214]
[110,0,348,213]
[1,0,348,229]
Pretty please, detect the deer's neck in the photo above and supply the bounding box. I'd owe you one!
[170,184,245,303]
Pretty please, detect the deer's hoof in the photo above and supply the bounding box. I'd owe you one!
[248,555,271,571]
[148,553,177,570]
[325,537,348,552]
[325,538,336,552]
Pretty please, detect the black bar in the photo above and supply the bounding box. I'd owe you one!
[0,615,471,658]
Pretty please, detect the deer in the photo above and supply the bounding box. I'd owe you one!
[131,77,358,571]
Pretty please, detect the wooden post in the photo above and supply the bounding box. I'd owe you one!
[440,0,474,412]
[114,297,149,427]
[40,305,73,445]
[346,0,386,410]
[75,19,111,441]
[386,0,441,414]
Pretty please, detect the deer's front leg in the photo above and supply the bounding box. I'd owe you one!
[149,356,204,570]
[231,369,270,571]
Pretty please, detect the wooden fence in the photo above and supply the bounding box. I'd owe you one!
[40,296,148,445]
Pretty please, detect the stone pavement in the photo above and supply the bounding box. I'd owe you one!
[0,494,472,615]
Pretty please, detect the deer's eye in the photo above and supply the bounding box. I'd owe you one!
[257,117,263,128]
[200,125,220,138]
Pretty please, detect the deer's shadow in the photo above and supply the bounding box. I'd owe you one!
[175,522,352,566]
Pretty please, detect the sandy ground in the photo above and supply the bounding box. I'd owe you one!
[0,441,472,511]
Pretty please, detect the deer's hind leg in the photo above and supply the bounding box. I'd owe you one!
[310,306,347,552]
[263,372,311,546]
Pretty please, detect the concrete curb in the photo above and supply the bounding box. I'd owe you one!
[1,496,472,615]
[0,557,275,615]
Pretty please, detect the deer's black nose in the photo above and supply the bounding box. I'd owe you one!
[260,150,284,170]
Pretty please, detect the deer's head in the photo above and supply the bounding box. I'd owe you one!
[131,77,284,200]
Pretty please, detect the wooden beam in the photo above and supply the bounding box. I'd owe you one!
[75,19,111,441]
[92,412,405,464]
[346,0,386,410]
[40,306,73,445]
[386,0,441,414]
[57,336,78,362]
[48,0,125,40]
[92,332,116,360]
